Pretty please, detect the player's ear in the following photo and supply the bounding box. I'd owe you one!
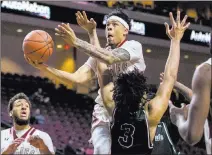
[123,28,129,36]
[9,111,13,117]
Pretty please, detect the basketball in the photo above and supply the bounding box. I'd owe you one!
[23,30,54,63]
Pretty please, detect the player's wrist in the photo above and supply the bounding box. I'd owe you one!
[171,38,181,43]
[88,28,96,35]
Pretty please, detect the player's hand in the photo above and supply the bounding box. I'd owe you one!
[28,135,48,151]
[76,11,97,34]
[169,101,189,127]
[55,23,77,46]
[2,138,25,154]
[24,54,47,70]
[164,11,190,41]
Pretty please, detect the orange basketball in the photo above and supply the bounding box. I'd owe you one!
[23,30,54,63]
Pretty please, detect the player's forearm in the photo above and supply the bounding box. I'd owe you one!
[74,38,114,65]
[88,29,101,48]
[164,40,180,81]
[41,66,83,85]
[177,99,206,145]
[1,146,15,154]
[2,150,13,154]
[174,81,193,101]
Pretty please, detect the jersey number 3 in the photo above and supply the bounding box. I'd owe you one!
[118,123,135,148]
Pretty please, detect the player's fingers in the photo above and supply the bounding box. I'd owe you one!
[169,12,177,28]
[90,18,96,25]
[164,22,172,39]
[181,15,188,27]
[55,28,63,34]
[62,23,73,33]
[55,33,64,37]
[76,17,83,26]
[75,12,80,19]
[183,22,190,30]
[58,24,69,33]
[77,12,84,23]
[24,54,31,63]
[82,11,88,21]
[15,138,25,141]
[176,10,180,26]
[78,11,84,20]
[164,22,169,33]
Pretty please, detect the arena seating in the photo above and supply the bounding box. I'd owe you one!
[1,72,207,154]
[89,1,212,27]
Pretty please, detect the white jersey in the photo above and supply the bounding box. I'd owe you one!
[204,58,211,65]
[85,40,146,107]
[1,127,55,154]
[203,58,212,154]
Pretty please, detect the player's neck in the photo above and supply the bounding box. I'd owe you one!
[14,123,30,131]
[117,38,127,47]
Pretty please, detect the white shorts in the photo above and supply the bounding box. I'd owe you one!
[91,104,111,132]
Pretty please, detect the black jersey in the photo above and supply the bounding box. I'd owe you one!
[151,122,180,155]
[111,108,153,154]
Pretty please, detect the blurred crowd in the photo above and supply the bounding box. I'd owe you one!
[88,1,212,27]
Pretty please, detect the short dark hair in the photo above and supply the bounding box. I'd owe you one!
[113,68,148,112]
[8,93,31,113]
[107,8,131,30]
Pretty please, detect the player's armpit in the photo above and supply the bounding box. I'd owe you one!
[147,78,175,126]
[74,64,96,83]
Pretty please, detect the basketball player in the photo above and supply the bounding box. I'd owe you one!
[165,52,211,154]
[26,9,146,154]
[96,11,189,154]
[1,93,54,154]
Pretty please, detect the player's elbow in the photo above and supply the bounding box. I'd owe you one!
[185,129,203,145]
[164,71,177,82]
[105,57,115,65]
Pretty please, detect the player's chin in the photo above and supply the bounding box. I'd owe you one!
[14,115,30,125]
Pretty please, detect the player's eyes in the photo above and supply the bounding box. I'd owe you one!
[15,104,21,107]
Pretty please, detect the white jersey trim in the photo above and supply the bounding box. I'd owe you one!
[143,110,154,149]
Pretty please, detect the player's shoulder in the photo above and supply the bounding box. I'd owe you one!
[197,60,211,73]
[125,40,142,46]
[34,129,51,137]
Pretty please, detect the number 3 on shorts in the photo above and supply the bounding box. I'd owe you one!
[118,123,135,148]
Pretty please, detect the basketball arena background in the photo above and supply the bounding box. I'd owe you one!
[1,1,211,154]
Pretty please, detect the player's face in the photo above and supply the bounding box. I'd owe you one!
[11,99,30,123]
[105,20,128,46]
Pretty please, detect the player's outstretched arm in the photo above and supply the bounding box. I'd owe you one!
[25,56,95,86]
[55,23,131,65]
[147,11,190,126]
[160,72,193,101]
[170,63,211,145]
[76,11,101,48]
[96,61,115,116]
